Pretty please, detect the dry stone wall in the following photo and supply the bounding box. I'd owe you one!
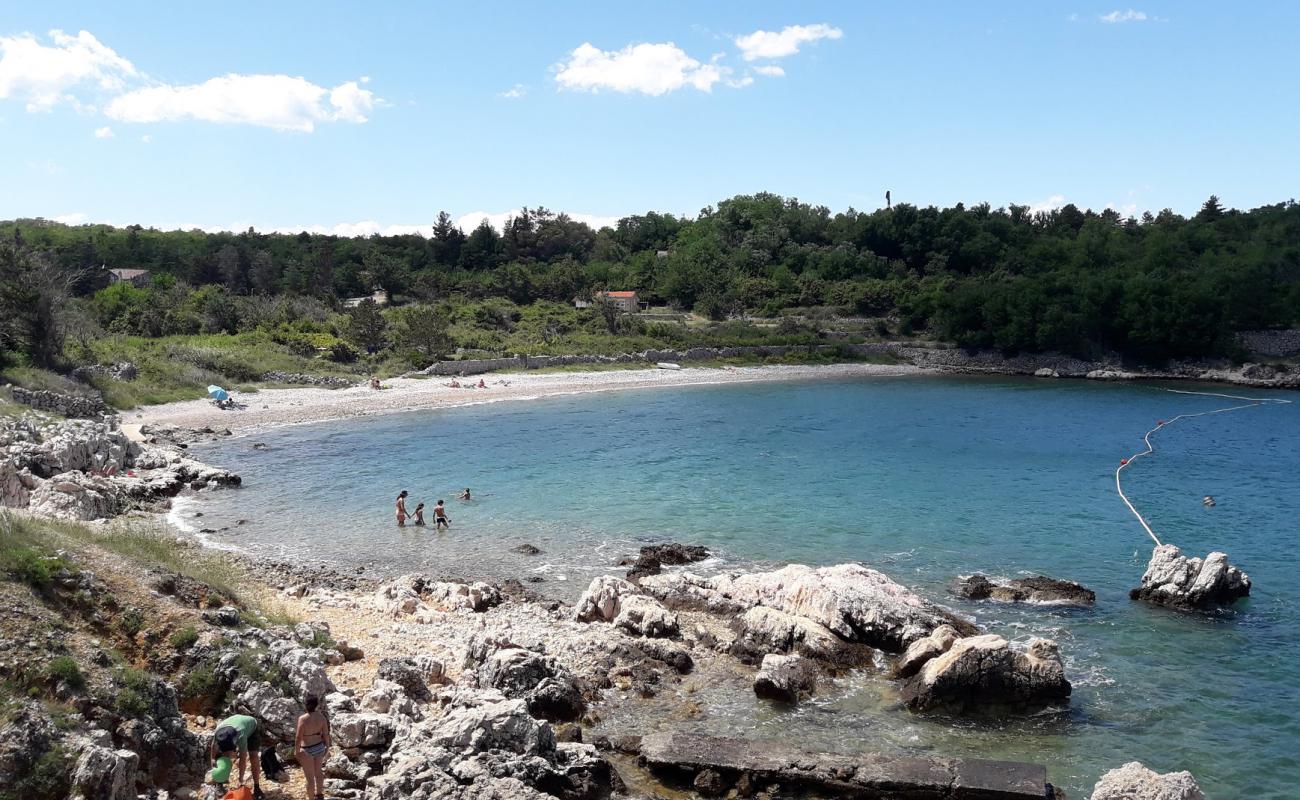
[7,386,111,419]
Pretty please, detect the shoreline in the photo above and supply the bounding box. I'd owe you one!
[131,362,929,437]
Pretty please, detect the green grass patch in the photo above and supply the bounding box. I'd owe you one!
[169,625,199,651]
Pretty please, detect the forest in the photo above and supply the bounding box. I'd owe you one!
[3,193,1299,391]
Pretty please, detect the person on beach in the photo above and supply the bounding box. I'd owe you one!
[370,376,381,390]
[396,490,409,527]
[458,488,471,501]
[434,499,450,530]
[413,502,426,526]
[295,693,331,800]
[477,378,487,389]
[208,713,264,795]
[449,379,461,388]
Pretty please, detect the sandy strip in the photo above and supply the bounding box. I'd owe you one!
[131,363,929,436]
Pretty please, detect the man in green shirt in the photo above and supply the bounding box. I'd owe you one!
[208,713,264,794]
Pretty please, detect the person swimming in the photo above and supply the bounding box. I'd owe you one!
[434,499,450,530]
[396,490,409,527]
[413,502,426,526]
[458,488,471,501]
[1203,495,1216,507]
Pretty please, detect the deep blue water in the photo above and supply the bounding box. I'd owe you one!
[185,375,1299,797]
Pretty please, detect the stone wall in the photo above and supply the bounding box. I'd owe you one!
[70,362,138,382]
[1236,330,1300,358]
[260,371,356,389]
[7,386,111,419]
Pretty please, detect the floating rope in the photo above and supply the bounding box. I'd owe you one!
[1115,388,1293,546]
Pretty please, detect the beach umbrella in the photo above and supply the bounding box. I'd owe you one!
[207,385,230,402]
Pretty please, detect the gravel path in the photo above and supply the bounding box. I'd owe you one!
[132,363,928,436]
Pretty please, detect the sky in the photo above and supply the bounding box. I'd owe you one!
[1,1,1297,236]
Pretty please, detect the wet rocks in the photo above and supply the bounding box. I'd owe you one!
[894,624,960,679]
[623,542,711,581]
[513,543,544,555]
[955,574,1096,606]
[1090,761,1205,800]
[730,605,874,667]
[900,634,1071,713]
[753,654,818,702]
[642,563,976,652]
[1131,545,1251,610]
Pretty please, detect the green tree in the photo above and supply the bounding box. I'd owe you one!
[390,305,454,367]
[345,298,388,353]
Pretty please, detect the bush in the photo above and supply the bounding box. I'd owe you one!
[169,626,199,651]
[120,608,144,638]
[0,744,71,800]
[179,661,225,708]
[44,657,84,690]
[115,668,153,717]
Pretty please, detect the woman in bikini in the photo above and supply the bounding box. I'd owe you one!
[396,490,409,527]
[295,693,331,800]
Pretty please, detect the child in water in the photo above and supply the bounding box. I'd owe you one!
[413,503,426,525]
[434,500,451,530]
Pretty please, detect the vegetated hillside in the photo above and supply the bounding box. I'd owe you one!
[2,194,1298,394]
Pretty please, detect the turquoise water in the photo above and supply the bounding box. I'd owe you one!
[186,375,1299,797]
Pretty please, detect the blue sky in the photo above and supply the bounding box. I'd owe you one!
[1,1,1297,235]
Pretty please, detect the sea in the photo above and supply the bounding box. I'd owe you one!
[178,374,1300,798]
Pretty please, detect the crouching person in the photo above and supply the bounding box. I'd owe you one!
[207,713,265,799]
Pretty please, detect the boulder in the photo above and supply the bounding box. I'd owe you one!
[753,654,818,702]
[374,575,503,617]
[901,634,1071,713]
[70,745,138,800]
[642,563,976,652]
[955,574,1096,606]
[623,542,710,581]
[235,682,302,742]
[1131,545,1251,609]
[270,642,336,698]
[477,648,584,722]
[331,712,395,749]
[27,471,123,520]
[1090,761,1205,800]
[894,624,959,679]
[573,576,679,638]
[377,657,434,701]
[731,605,873,667]
[573,576,639,623]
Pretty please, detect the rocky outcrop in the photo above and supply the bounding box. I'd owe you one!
[1090,761,1205,800]
[955,574,1096,606]
[70,744,139,800]
[894,625,960,679]
[729,605,874,667]
[573,576,679,638]
[641,563,976,652]
[900,634,1071,713]
[639,732,1050,799]
[71,362,138,383]
[476,648,585,722]
[2,413,239,520]
[752,654,818,702]
[1131,544,1251,610]
[373,575,503,619]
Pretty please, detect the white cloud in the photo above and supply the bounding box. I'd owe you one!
[106,73,376,132]
[140,133,151,143]
[53,212,87,224]
[457,210,623,232]
[93,125,113,138]
[1106,201,1140,217]
[554,42,724,95]
[0,29,137,111]
[753,65,785,77]
[1099,9,1148,23]
[733,23,842,61]
[499,84,528,99]
[1027,194,1067,214]
[1067,13,1081,22]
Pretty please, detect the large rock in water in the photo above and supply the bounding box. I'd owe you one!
[573,576,679,638]
[1090,761,1205,800]
[955,574,1096,606]
[752,654,818,702]
[901,634,1071,713]
[641,563,976,652]
[1131,544,1251,609]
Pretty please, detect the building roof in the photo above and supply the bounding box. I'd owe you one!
[109,268,150,279]
[601,291,638,298]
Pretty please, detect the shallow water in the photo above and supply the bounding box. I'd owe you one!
[185,375,1299,797]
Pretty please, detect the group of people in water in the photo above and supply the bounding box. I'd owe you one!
[396,487,471,529]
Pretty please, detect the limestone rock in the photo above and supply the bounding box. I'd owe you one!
[573,576,639,623]
[612,594,680,638]
[753,654,818,702]
[377,657,435,701]
[235,681,302,742]
[70,744,138,800]
[331,712,395,749]
[1131,545,1251,609]
[894,624,959,679]
[477,648,585,722]
[955,574,1096,606]
[642,563,976,652]
[1090,761,1205,800]
[731,605,873,667]
[901,634,1071,713]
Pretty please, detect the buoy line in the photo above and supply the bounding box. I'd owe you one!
[1115,388,1293,546]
